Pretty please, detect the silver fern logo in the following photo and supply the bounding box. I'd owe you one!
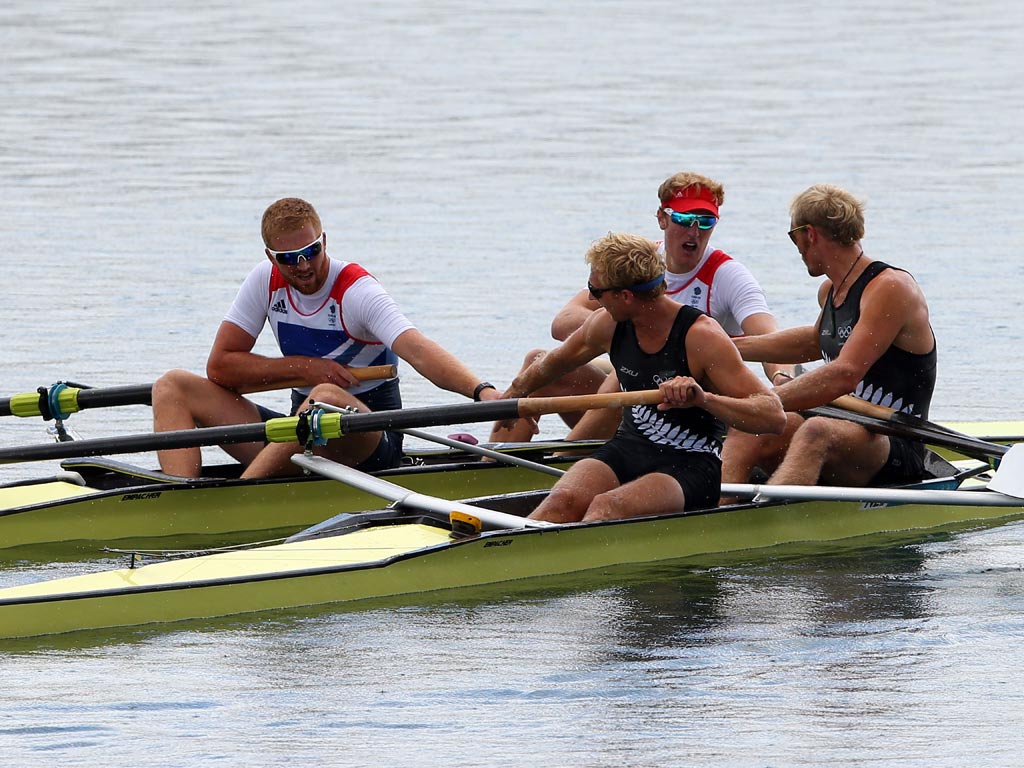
[853,381,915,414]
[630,406,721,456]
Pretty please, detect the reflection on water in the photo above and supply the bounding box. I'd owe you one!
[4,527,1024,765]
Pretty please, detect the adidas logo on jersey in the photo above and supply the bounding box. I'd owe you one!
[271,299,288,314]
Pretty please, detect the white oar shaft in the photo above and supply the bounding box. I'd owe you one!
[722,482,1023,507]
[291,455,553,529]
[400,428,566,477]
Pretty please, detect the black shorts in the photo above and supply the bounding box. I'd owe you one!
[254,389,310,421]
[869,436,927,486]
[591,436,722,511]
[354,430,404,472]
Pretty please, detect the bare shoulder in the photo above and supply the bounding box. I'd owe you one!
[564,287,600,310]
[865,264,928,303]
[816,279,833,308]
[686,312,736,352]
[581,307,616,342]
[551,288,601,340]
[687,313,763,395]
[691,311,731,336]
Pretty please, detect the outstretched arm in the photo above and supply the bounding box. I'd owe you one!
[734,324,821,365]
[391,329,500,401]
[671,317,786,435]
[738,312,797,383]
[772,270,934,412]
[507,309,615,398]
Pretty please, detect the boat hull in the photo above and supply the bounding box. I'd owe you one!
[0,452,574,553]
[0,419,1018,553]
[2,485,1022,639]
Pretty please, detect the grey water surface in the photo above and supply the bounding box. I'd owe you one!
[2,1,1024,765]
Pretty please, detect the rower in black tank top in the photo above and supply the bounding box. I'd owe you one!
[818,261,938,485]
[819,261,936,418]
[612,304,726,454]
[592,305,725,511]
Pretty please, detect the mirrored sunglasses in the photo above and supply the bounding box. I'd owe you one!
[267,233,325,266]
[663,209,718,230]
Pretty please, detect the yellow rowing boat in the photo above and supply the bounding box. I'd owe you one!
[1,446,1022,640]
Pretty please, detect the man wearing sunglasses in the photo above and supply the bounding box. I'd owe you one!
[497,233,785,523]
[151,197,500,478]
[721,183,937,493]
[490,172,792,444]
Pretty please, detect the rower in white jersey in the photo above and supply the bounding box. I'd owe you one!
[489,171,795,444]
[151,197,501,479]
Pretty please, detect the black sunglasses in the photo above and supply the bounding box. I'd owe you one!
[588,281,618,299]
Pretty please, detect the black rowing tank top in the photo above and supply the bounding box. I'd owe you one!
[611,305,725,457]
[819,261,936,417]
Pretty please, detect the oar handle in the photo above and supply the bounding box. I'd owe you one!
[517,389,663,417]
[355,363,397,381]
[829,395,898,420]
[0,365,398,419]
[0,389,662,465]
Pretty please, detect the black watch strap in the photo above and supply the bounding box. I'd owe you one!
[472,382,496,401]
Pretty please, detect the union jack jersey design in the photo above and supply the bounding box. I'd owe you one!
[665,248,732,318]
[658,243,769,337]
[264,261,400,396]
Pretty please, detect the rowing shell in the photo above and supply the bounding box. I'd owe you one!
[1,451,1022,639]
[2,412,1018,554]
[0,441,596,554]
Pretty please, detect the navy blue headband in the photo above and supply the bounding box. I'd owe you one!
[625,274,665,293]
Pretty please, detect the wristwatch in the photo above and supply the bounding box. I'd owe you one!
[472,382,496,401]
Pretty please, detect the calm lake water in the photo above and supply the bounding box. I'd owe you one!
[2,0,1024,765]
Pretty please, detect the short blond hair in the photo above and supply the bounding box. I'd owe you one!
[790,184,865,246]
[657,172,725,208]
[585,233,666,298]
[261,198,322,246]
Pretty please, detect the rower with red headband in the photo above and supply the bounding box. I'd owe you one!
[489,171,794,445]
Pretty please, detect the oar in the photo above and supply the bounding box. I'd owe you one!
[807,396,1013,463]
[806,396,1024,498]
[291,454,553,530]
[0,365,398,420]
[310,401,572,478]
[0,383,153,419]
[721,481,1024,505]
[0,389,664,465]
[399,428,566,477]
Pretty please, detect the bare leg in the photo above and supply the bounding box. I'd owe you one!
[152,370,266,477]
[564,369,624,441]
[583,472,687,522]
[241,383,382,479]
[488,349,610,443]
[719,413,803,503]
[528,458,619,523]
[769,417,890,487]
